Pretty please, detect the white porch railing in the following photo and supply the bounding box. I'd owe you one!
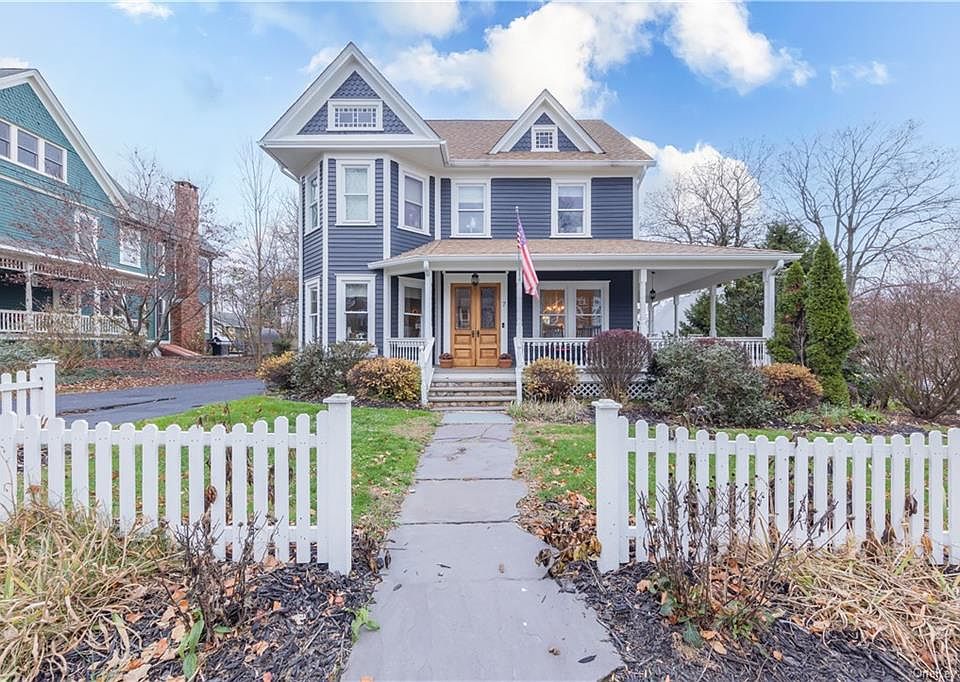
[385,337,435,405]
[0,310,126,338]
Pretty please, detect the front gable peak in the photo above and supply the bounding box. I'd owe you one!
[489,90,603,155]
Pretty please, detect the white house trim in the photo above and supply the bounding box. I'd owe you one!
[532,280,610,337]
[450,178,491,238]
[441,273,509,357]
[550,178,591,238]
[489,90,603,155]
[304,276,321,344]
[298,173,305,349]
[335,159,376,226]
[320,155,329,346]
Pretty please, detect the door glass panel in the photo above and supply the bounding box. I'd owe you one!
[540,289,566,337]
[480,286,496,329]
[455,287,471,330]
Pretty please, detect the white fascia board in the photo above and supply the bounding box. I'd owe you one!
[447,158,656,169]
[263,136,443,149]
[0,70,128,209]
[489,90,602,154]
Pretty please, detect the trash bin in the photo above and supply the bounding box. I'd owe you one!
[209,336,230,356]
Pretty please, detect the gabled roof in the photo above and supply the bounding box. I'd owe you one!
[261,42,440,143]
[489,90,603,155]
[0,69,128,208]
[428,119,653,162]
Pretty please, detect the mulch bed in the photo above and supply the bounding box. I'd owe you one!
[558,560,917,682]
[46,538,381,681]
[59,356,257,393]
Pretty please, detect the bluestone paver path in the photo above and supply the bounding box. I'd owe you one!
[344,411,622,682]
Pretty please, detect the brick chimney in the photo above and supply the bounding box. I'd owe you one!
[168,180,205,351]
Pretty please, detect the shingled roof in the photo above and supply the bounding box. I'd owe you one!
[426,119,653,162]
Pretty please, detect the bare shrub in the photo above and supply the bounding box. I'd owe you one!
[853,278,960,419]
[586,330,652,402]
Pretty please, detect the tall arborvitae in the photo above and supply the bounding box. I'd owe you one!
[767,261,807,364]
[805,240,858,404]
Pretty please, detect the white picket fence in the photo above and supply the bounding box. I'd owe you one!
[593,400,960,571]
[0,395,354,572]
[0,359,56,421]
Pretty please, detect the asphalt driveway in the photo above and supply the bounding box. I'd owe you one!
[57,379,265,425]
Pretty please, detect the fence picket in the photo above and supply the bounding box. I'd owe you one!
[871,435,887,540]
[164,425,183,531]
[949,429,960,566]
[251,420,269,560]
[675,427,691,556]
[793,438,809,547]
[831,438,848,549]
[94,422,112,523]
[47,417,65,508]
[274,417,290,563]
[635,420,649,558]
[929,431,945,563]
[734,434,750,534]
[774,436,790,539]
[210,425,227,560]
[754,436,770,541]
[230,423,248,559]
[22,414,41,500]
[890,435,907,542]
[617,415,630,563]
[15,370,27,421]
[118,423,136,534]
[187,426,205,529]
[851,437,868,544]
[715,431,731,550]
[0,373,11,415]
[295,414,311,563]
[0,412,16,520]
[654,423,669,523]
[907,432,925,549]
[812,438,829,548]
[695,430,710,507]
[70,420,90,509]
[142,425,159,530]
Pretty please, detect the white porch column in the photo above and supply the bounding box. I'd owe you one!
[515,267,522,344]
[762,268,775,339]
[423,263,433,347]
[24,261,33,331]
[636,268,647,334]
[672,295,680,336]
[709,285,718,337]
[383,273,391,351]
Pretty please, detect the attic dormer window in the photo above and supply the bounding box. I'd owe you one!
[532,124,558,152]
[328,100,383,131]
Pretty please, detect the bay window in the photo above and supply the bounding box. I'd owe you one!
[534,281,609,338]
[552,180,590,237]
[336,274,376,345]
[336,160,375,225]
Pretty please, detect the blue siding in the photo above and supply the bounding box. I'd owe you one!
[440,178,451,238]
[591,177,634,239]
[518,271,634,338]
[299,72,411,135]
[491,178,551,238]
[508,113,578,152]
[390,162,433,256]
[325,157,384,349]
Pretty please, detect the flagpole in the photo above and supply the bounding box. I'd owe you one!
[515,205,523,358]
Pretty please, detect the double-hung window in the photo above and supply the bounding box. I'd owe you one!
[400,171,425,232]
[452,182,489,237]
[306,173,320,232]
[0,122,9,159]
[336,275,375,345]
[328,100,383,131]
[74,210,100,252]
[532,124,558,152]
[118,226,142,267]
[44,143,64,180]
[398,277,424,338]
[552,180,590,237]
[336,161,375,225]
[17,130,38,169]
[305,280,320,344]
[535,282,609,338]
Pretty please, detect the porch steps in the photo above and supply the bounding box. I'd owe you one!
[427,375,516,411]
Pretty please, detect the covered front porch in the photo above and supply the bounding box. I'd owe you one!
[372,239,791,403]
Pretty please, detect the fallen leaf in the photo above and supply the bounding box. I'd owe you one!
[170,622,186,644]
[122,663,151,682]
[263,673,273,682]
[772,649,783,662]
[700,629,717,641]
[125,612,144,624]
[636,579,652,593]
[251,640,270,657]
[711,640,727,656]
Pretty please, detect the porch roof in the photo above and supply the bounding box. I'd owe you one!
[371,238,795,274]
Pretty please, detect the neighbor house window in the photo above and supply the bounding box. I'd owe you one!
[336,275,375,345]
[0,122,9,158]
[452,182,489,237]
[336,160,375,225]
[534,281,609,338]
[118,227,142,267]
[306,280,320,343]
[17,130,38,169]
[74,210,100,252]
[398,278,423,338]
[552,181,590,237]
[156,241,167,276]
[44,143,64,180]
[328,100,383,131]
[532,124,558,152]
[400,171,425,232]
[306,173,320,232]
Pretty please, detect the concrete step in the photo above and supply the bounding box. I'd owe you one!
[428,395,516,404]
[429,405,511,412]
[429,385,516,395]
[429,381,516,389]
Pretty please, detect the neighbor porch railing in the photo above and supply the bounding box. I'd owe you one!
[0,310,126,338]
[385,337,435,405]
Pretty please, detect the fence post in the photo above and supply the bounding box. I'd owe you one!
[593,398,622,572]
[324,393,354,574]
[33,359,57,420]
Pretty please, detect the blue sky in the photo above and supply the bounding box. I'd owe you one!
[2,1,958,224]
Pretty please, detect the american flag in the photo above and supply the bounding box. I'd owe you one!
[516,207,539,299]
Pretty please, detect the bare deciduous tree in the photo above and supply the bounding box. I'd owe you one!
[643,141,772,247]
[778,120,960,294]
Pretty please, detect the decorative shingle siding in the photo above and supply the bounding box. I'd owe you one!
[491,178,550,238]
[299,72,411,135]
[519,270,633,337]
[591,177,634,239]
[440,178,451,238]
[508,113,579,153]
[324,157,384,349]
[390,161,433,256]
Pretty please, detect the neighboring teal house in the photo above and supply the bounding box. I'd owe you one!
[0,68,214,349]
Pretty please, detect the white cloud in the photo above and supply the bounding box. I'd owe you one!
[830,61,890,92]
[385,1,811,117]
[0,57,29,69]
[665,2,813,93]
[246,3,315,45]
[631,137,724,197]
[302,47,343,74]
[112,0,173,20]
[378,0,462,38]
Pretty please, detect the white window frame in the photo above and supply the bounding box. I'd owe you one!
[532,281,610,338]
[73,209,100,252]
[451,179,491,238]
[531,124,558,152]
[397,276,425,339]
[335,160,376,226]
[118,226,142,267]
[306,172,320,233]
[156,241,167,276]
[327,99,383,132]
[399,169,428,234]
[551,179,591,238]
[0,118,68,182]
[336,273,377,347]
[0,120,10,160]
[305,277,321,344]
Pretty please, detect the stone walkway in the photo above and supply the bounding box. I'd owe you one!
[344,411,621,682]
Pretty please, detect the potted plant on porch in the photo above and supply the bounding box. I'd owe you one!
[498,353,512,369]
[439,352,454,369]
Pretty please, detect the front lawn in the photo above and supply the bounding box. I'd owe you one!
[141,396,438,535]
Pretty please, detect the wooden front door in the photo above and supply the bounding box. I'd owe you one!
[450,283,500,367]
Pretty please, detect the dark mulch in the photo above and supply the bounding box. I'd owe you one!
[48,538,380,681]
[560,560,918,682]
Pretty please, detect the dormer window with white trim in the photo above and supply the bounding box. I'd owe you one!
[532,124,558,152]
[328,100,383,131]
[1,118,68,181]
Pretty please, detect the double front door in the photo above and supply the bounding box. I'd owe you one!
[451,283,500,367]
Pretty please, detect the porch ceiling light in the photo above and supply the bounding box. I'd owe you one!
[471,273,479,286]
[649,288,656,302]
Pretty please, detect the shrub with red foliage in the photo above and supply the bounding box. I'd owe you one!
[586,330,653,402]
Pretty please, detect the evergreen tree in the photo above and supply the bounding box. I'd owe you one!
[767,261,807,364]
[805,240,858,404]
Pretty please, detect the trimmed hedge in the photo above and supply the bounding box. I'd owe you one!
[523,357,578,402]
